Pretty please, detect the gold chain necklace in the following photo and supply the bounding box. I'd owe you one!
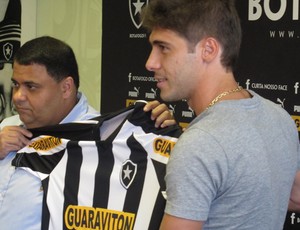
[206,86,243,110]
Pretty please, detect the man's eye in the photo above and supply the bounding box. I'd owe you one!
[159,45,166,50]
[26,85,36,90]
[159,45,170,53]
[11,82,19,88]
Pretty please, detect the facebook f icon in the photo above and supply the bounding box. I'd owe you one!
[290,212,295,225]
[245,79,251,90]
[295,82,299,94]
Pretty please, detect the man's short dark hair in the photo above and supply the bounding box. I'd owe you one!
[14,36,80,88]
[142,0,242,71]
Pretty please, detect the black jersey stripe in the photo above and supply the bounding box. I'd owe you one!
[63,141,83,205]
[41,177,50,230]
[93,141,115,208]
[62,141,83,229]
[123,134,147,214]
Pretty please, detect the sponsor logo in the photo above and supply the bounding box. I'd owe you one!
[295,82,299,94]
[291,212,296,225]
[182,107,194,118]
[292,115,300,131]
[120,160,137,189]
[249,0,300,21]
[145,88,157,99]
[128,87,140,97]
[168,104,176,118]
[29,136,62,151]
[129,0,148,29]
[65,205,135,230]
[290,212,300,225]
[3,43,13,61]
[245,79,251,90]
[153,138,176,157]
[179,122,190,129]
[126,99,137,107]
[276,98,286,108]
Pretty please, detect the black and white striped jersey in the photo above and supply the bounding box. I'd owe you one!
[12,101,182,230]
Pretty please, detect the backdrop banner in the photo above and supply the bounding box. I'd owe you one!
[0,0,21,120]
[101,1,300,228]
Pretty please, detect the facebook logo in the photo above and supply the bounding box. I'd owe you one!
[245,79,251,90]
[295,82,299,94]
[290,212,300,225]
[291,213,296,225]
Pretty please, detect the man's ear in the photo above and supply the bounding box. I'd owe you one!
[199,37,219,62]
[61,76,75,98]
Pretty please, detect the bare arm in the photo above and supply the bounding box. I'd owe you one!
[143,100,176,128]
[0,126,32,159]
[289,171,300,211]
[160,214,203,230]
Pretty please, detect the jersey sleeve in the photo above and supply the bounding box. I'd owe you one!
[12,136,68,180]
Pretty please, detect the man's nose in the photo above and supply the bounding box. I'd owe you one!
[145,50,160,72]
[13,87,26,102]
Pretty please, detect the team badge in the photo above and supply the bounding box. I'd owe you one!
[129,0,148,29]
[3,43,13,61]
[120,159,137,189]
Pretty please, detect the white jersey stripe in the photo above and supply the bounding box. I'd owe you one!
[108,121,133,211]
[47,152,68,230]
[78,141,98,207]
[134,158,160,229]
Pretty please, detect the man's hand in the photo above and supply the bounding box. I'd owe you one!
[143,100,176,128]
[0,126,32,159]
[289,171,300,211]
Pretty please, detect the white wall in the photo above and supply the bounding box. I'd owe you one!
[21,0,37,44]
[36,0,102,111]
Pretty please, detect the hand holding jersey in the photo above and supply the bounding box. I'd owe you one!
[144,100,175,128]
